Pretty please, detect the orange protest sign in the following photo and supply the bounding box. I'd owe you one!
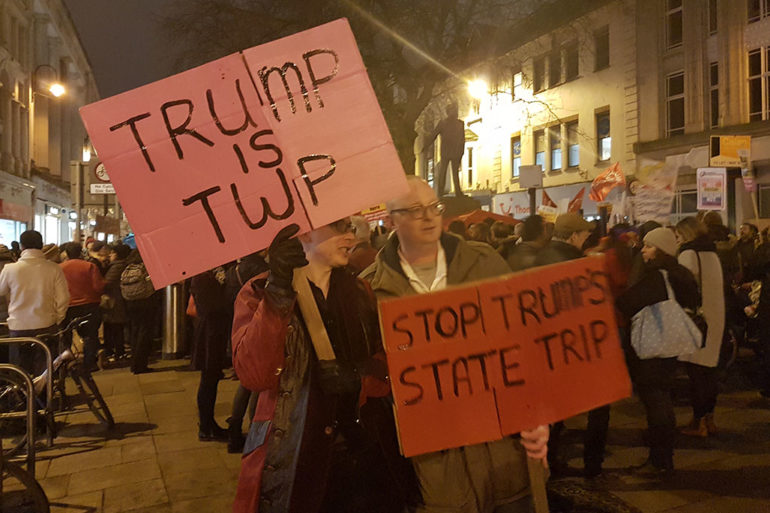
[80,19,407,289]
[378,256,631,457]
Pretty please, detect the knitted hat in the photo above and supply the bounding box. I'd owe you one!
[42,243,61,262]
[643,227,678,257]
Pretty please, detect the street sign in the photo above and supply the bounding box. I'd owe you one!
[90,183,115,194]
[709,135,751,167]
[519,165,543,188]
[94,162,110,182]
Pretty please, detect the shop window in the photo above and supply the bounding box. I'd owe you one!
[596,112,611,161]
[511,136,521,178]
[709,0,718,34]
[670,189,698,225]
[594,26,609,71]
[666,71,685,136]
[533,57,545,93]
[748,0,769,22]
[748,48,769,122]
[567,121,579,167]
[666,0,683,49]
[710,62,719,128]
[549,126,561,171]
[534,130,545,169]
[564,44,579,81]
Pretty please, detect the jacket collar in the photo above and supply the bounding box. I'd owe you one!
[19,249,44,261]
[679,235,716,254]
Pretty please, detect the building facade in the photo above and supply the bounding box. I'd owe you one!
[0,0,97,246]
[416,0,770,227]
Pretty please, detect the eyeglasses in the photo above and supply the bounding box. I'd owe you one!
[389,201,446,220]
[329,218,355,234]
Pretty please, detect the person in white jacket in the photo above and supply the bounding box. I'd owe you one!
[675,217,725,437]
[0,230,70,373]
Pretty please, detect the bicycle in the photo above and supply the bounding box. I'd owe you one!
[0,316,115,458]
[0,363,50,513]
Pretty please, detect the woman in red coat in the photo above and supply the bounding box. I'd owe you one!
[231,221,418,513]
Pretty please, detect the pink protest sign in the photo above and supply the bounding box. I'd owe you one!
[80,19,407,288]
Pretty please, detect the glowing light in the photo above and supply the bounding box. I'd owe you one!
[48,83,65,97]
[82,147,91,163]
[468,79,488,99]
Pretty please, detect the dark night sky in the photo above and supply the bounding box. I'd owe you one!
[63,0,175,99]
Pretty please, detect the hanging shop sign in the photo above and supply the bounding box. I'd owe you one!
[696,167,727,211]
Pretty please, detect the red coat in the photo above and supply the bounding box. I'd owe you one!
[231,274,391,513]
[60,259,105,306]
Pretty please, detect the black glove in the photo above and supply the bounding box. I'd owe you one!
[265,224,308,291]
[316,359,361,397]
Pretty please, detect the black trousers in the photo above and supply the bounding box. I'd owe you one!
[197,370,221,430]
[634,357,677,470]
[126,299,154,372]
[103,322,126,358]
[65,304,102,370]
[685,362,719,419]
[548,404,610,474]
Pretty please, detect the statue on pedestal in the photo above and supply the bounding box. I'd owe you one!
[426,102,466,198]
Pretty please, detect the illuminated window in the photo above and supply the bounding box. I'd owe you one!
[466,147,474,187]
[666,71,685,136]
[567,121,579,167]
[512,72,523,101]
[549,126,561,171]
[596,112,611,161]
[534,130,545,169]
[666,0,683,49]
[511,136,521,178]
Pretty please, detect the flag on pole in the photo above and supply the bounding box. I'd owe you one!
[542,189,557,208]
[589,162,626,202]
[568,188,585,213]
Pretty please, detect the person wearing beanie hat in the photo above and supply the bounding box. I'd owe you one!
[616,227,702,476]
[643,227,678,257]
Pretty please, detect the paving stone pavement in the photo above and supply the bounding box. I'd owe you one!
[29,359,241,513]
[18,353,770,512]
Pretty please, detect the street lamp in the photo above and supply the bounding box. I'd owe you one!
[468,79,488,100]
[32,64,66,98]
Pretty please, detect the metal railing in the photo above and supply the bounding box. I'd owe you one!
[0,363,37,474]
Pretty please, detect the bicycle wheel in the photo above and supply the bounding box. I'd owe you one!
[0,370,30,458]
[70,368,115,428]
[1,459,50,512]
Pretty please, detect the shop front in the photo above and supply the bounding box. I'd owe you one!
[0,171,34,247]
[32,175,74,245]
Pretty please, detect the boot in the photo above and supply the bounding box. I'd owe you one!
[199,421,228,442]
[704,413,718,435]
[681,417,708,437]
[227,416,245,454]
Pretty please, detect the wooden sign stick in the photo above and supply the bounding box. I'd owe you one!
[527,457,549,513]
[292,266,336,360]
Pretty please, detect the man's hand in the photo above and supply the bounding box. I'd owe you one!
[265,224,308,292]
[520,425,549,464]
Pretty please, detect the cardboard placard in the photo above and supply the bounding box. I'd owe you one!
[379,256,631,457]
[80,19,408,288]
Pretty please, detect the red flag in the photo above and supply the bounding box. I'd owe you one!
[541,189,557,208]
[589,162,626,202]
[568,188,585,213]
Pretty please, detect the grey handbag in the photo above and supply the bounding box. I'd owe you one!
[630,270,702,359]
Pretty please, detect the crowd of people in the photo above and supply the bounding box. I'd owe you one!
[1,179,769,513]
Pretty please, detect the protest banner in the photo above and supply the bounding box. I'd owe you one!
[696,168,727,211]
[80,19,408,288]
[379,256,631,457]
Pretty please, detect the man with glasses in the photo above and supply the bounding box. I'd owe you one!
[231,218,418,513]
[362,176,549,513]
